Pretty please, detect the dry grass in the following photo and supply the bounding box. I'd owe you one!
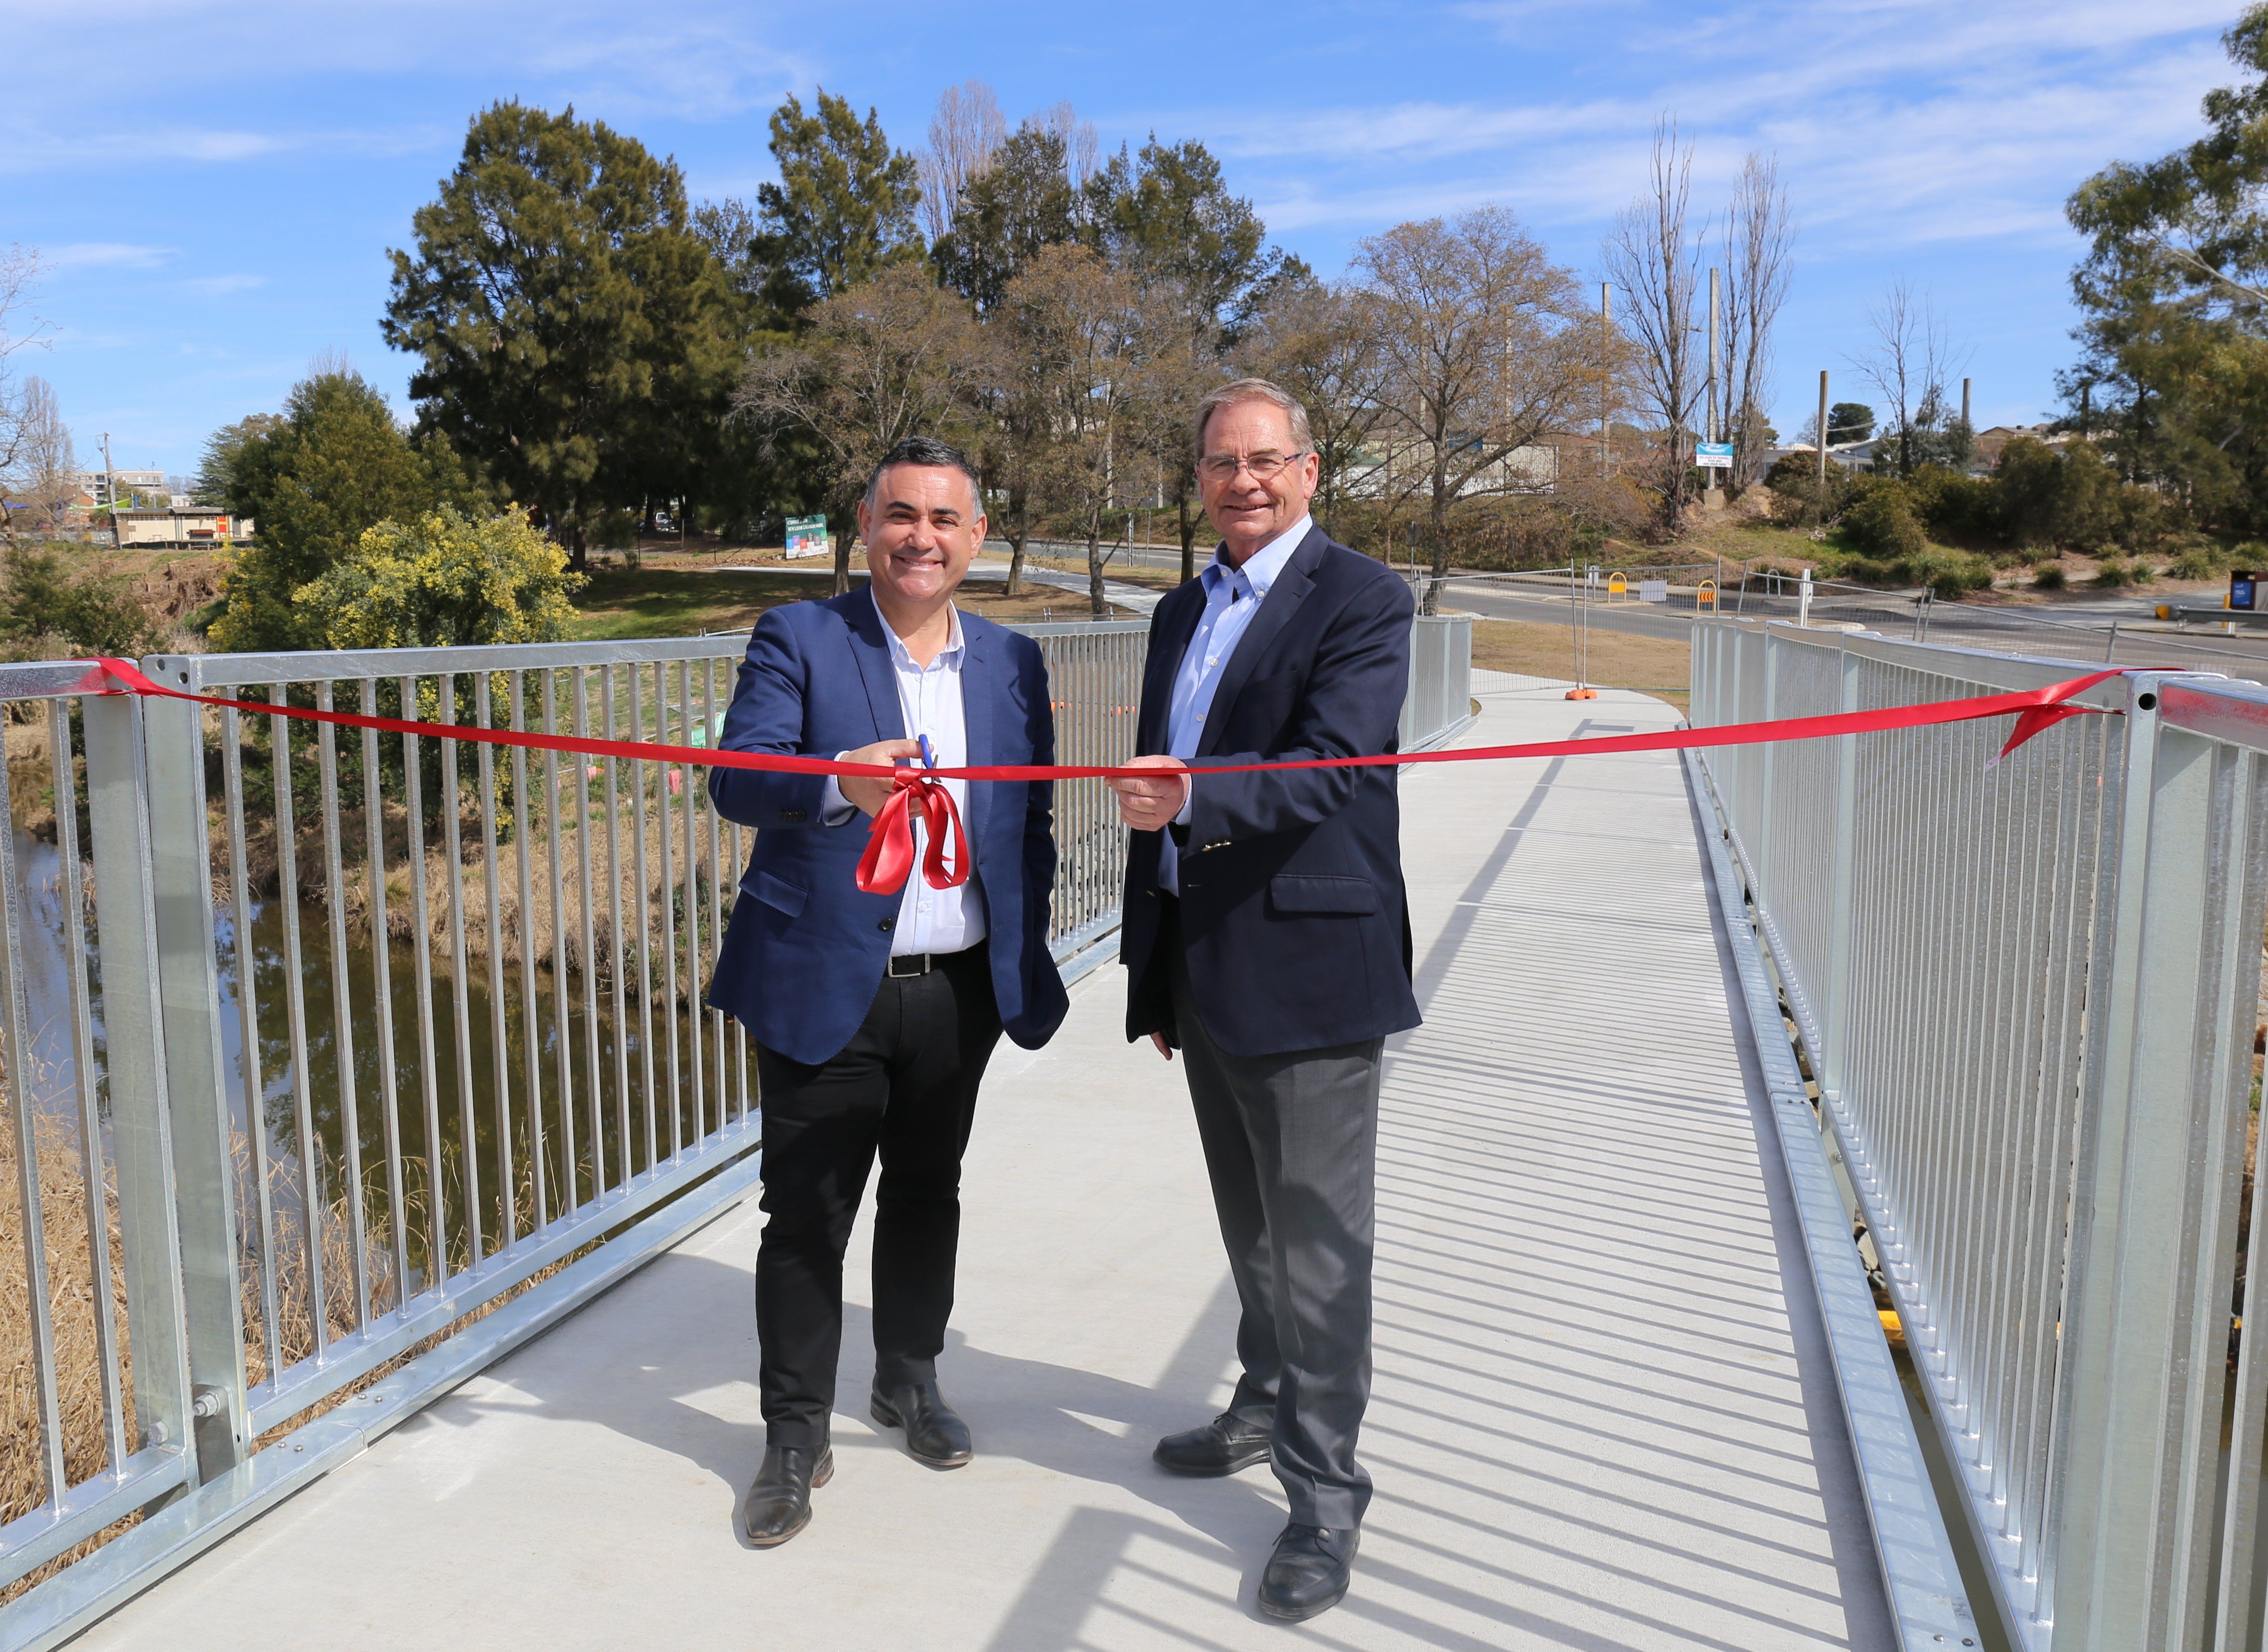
[1467,617,1692,715]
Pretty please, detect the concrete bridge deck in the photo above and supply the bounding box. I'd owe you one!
[72,671,1894,1651]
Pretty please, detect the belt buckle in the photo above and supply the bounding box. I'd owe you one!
[887,953,929,978]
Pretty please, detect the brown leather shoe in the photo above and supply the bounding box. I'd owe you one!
[1152,1412,1271,1476]
[743,1444,833,1547]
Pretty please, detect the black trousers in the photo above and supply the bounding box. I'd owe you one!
[1157,898,1382,1530]
[752,944,1001,1449]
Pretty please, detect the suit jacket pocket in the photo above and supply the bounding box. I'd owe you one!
[1268,873,1378,915]
[745,868,807,918]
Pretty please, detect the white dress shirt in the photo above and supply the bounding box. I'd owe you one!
[1157,515,1311,895]
[821,594,987,955]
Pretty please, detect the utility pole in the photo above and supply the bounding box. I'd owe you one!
[1816,372,1830,493]
[101,431,123,553]
[1599,282,1612,480]
[1961,376,1971,430]
[1704,268,1722,508]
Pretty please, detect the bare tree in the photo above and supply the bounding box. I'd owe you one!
[734,265,984,593]
[1721,152,1794,491]
[1238,278,1390,544]
[998,244,1151,618]
[1355,205,1603,606]
[1028,101,1100,193]
[916,81,1007,246]
[5,377,76,539]
[1852,279,1962,478]
[1602,118,1705,531]
[0,245,54,540]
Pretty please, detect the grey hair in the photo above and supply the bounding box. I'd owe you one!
[864,434,984,516]
[1192,377,1314,460]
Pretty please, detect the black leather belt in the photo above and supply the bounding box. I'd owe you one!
[886,949,972,978]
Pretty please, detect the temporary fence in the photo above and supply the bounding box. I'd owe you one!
[0,612,1469,1648]
[1691,616,2268,1652]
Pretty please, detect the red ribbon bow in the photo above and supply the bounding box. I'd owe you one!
[853,770,970,896]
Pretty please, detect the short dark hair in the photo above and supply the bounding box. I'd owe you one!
[864,435,984,516]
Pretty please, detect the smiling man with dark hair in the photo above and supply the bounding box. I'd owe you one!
[707,435,1067,1547]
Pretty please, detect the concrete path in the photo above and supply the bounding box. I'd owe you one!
[74,672,1891,1651]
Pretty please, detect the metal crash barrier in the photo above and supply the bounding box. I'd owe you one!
[0,612,1468,1647]
[1691,616,2268,1652]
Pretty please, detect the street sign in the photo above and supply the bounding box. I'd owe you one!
[1695,442,1734,469]
[784,513,831,559]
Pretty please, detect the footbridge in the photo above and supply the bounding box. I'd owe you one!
[0,614,2262,1652]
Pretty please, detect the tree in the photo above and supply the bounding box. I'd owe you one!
[1357,205,1602,606]
[1238,274,1390,543]
[934,125,1084,315]
[1,375,74,540]
[2063,4,2268,529]
[207,370,477,653]
[1088,137,1280,580]
[1852,280,1964,478]
[757,89,923,305]
[916,80,1007,246]
[1602,118,1706,532]
[999,245,1153,618]
[1830,402,1875,444]
[299,504,582,651]
[734,264,984,594]
[0,245,52,538]
[0,541,165,659]
[1720,152,1794,491]
[192,412,286,506]
[383,101,738,567]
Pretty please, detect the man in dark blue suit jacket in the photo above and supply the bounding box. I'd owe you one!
[1111,381,1419,1624]
[707,437,1067,1548]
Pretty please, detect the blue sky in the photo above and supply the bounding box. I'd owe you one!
[2,0,2243,475]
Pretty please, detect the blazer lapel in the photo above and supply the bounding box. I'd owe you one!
[1196,526,1326,756]
[959,614,994,853]
[840,593,906,743]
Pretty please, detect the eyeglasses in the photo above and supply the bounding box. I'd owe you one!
[1197,450,1310,482]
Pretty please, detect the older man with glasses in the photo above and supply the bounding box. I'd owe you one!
[1108,378,1419,1622]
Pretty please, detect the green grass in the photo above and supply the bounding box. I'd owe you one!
[567,568,826,641]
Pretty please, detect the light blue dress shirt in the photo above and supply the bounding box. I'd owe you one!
[1157,515,1311,895]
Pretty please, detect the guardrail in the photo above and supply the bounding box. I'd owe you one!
[1690,616,2268,1652]
[0,611,1465,1646]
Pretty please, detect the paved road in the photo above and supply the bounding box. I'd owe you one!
[77,672,1895,1652]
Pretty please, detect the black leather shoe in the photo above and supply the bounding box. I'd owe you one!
[1257,1523,1359,1621]
[743,1444,833,1547]
[1152,1412,1271,1476]
[871,1379,974,1468]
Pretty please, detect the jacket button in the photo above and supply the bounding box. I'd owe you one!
[877,919,893,932]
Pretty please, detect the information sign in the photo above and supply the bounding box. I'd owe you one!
[2233,570,2258,611]
[1695,441,1734,469]
[784,514,831,560]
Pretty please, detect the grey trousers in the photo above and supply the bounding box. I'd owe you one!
[1166,923,1382,1530]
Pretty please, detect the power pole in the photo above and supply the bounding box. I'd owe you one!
[1816,372,1830,493]
[1961,376,1971,430]
[1599,282,1612,479]
[102,431,123,553]
[1704,268,1722,508]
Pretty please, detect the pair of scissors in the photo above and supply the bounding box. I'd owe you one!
[916,734,937,770]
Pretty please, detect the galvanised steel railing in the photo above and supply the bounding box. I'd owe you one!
[0,611,1465,1646]
[1690,617,2268,1652]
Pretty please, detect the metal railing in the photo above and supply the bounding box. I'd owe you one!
[1690,616,2268,1652]
[0,611,1464,1645]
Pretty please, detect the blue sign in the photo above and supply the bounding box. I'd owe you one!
[2234,571,2258,611]
[1695,441,1734,469]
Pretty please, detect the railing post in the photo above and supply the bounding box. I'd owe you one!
[1819,642,1861,1101]
[138,691,250,1478]
[79,695,199,1474]
[2051,675,2266,1648]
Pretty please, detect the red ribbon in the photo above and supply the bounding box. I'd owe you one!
[78,658,2133,899]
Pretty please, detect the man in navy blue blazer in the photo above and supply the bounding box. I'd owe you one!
[1110,380,1419,1623]
[707,436,1067,1548]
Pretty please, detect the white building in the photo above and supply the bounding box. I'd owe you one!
[113,507,252,546]
[71,468,170,508]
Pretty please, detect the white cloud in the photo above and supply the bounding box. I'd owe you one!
[182,275,267,298]
[47,243,176,269]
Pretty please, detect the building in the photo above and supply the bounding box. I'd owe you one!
[113,507,252,546]
[71,468,171,509]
